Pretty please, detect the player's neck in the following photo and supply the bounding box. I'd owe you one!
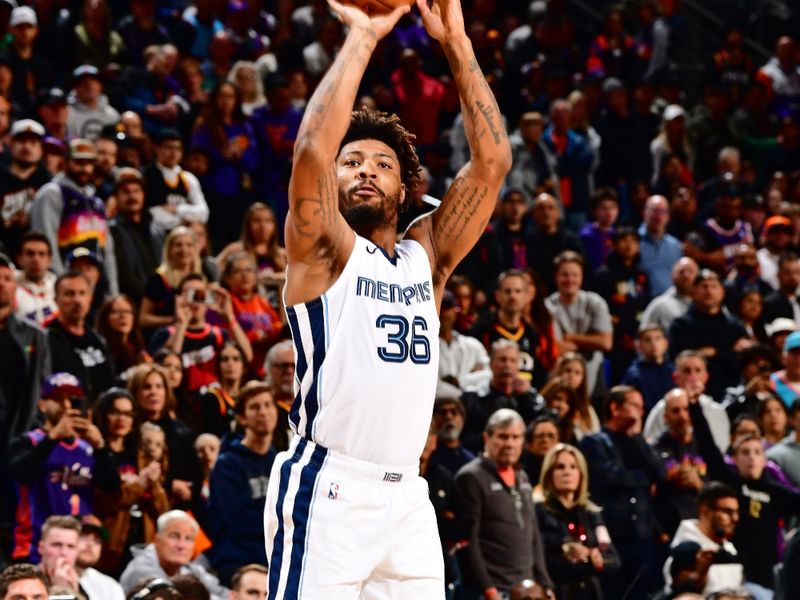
[362,228,398,258]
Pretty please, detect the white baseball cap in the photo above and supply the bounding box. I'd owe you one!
[10,118,44,138]
[10,5,37,27]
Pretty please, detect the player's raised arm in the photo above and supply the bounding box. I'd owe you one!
[285,0,410,265]
[410,0,512,290]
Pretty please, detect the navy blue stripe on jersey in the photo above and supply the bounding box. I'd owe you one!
[284,444,328,599]
[285,306,307,432]
[267,438,308,599]
[303,297,327,438]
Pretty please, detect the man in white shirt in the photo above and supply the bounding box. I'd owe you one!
[438,289,489,396]
[14,230,57,326]
[76,515,125,600]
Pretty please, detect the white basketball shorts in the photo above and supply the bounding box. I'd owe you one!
[264,436,445,599]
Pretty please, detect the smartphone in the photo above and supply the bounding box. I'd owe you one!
[186,289,217,306]
[70,395,88,417]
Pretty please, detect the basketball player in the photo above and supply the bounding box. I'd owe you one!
[264,0,511,596]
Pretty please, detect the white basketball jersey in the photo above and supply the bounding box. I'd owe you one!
[285,234,440,466]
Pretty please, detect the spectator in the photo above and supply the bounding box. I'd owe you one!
[650,104,693,189]
[0,563,48,600]
[544,99,594,231]
[546,251,613,398]
[756,396,789,449]
[171,573,210,600]
[721,345,779,421]
[437,289,490,397]
[770,330,800,407]
[191,81,258,252]
[761,252,800,326]
[756,215,794,291]
[227,62,264,116]
[507,112,557,200]
[470,269,545,385]
[250,74,302,220]
[639,194,684,296]
[588,226,652,383]
[119,510,229,600]
[142,128,209,235]
[109,167,163,304]
[765,399,800,487]
[668,269,751,401]
[780,527,800,599]
[641,256,698,333]
[219,251,281,377]
[150,273,252,395]
[455,408,555,600]
[14,231,58,326]
[756,36,800,120]
[621,323,675,414]
[644,350,731,453]
[154,348,186,407]
[216,202,286,285]
[93,132,120,201]
[126,576,182,600]
[684,190,753,275]
[139,226,202,333]
[577,188,619,275]
[30,138,118,294]
[37,88,68,143]
[538,377,579,444]
[0,251,49,453]
[127,365,201,509]
[526,192,585,294]
[263,339,293,452]
[535,443,620,600]
[578,386,665,599]
[691,402,800,599]
[429,396,474,477]
[92,388,168,575]
[194,432,219,502]
[723,244,771,335]
[492,188,533,272]
[521,416,560,487]
[206,381,277,585]
[663,482,744,596]
[0,119,50,257]
[47,271,115,400]
[65,66,120,141]
[38,514,125,600]
[198,341,248,437]
[6,6,54,116]
[228,564,267,600]
[96,295,151,381]
[460,340,545,454]
[667,185,702,243]
[651,388,710,540]
[553,352,600,437]
[9,373,119,562]
[72,0,125,69]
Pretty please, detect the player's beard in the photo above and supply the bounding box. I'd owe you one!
[339,183,400,234]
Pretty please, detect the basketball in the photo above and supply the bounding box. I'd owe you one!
[344,0,415,15]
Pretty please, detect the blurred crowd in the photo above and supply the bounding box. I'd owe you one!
[1,0,800,599]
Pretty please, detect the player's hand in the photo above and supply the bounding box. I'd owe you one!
[416,0,465,44]
[328,0,409,41]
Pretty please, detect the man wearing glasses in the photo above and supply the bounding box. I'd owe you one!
[455,408,554,600]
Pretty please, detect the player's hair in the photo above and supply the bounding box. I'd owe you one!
[41,515,82,541]
[697,481,738,510]
[484,408,524,436]
[339,108,422,193]
[235,380,274,415]
[0,564,47,598]
[19,230,52,255]
[230,564,268,591]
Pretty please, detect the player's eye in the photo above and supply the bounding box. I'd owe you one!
[379,162,391,169]
[345,159,360,167]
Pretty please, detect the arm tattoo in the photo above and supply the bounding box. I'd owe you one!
[291,197,323,238]
[434,177,489,245]
[476,99,501,145]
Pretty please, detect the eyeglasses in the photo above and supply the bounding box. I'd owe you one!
[109,409,134,418]
[272,362,295,371]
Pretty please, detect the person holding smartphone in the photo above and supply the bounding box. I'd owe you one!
[8,373,120,563]
[149,273,252,399]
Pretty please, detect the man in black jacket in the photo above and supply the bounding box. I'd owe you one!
[109,167,163,303]
[455,408,554,600]
[47,271,114,401]
[761,252,800,326]
[579,385,666,599]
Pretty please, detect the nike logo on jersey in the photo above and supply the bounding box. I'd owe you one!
[366,245,378,254]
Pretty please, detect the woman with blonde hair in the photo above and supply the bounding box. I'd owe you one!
[554,352,600,437]
[216,202,286,280]
[139,226,202,332]
[536,443,619,600]
[228,61,266,116]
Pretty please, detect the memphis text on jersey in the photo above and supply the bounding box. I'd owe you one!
[355,276,432,306]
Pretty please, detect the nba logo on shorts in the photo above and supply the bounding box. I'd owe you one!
[328,482,339,500]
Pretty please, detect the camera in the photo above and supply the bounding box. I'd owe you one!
[186,289,217,306]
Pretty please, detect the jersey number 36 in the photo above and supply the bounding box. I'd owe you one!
[376,314,431,364]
